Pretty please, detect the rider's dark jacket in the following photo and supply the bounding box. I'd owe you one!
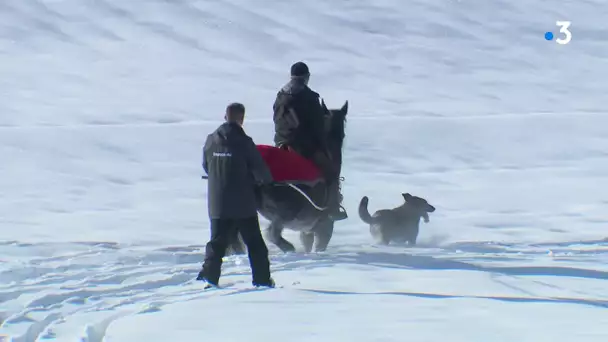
[203,122,273,219]
[272,77,327,159]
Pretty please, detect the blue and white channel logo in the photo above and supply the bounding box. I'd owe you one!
[545,21,572,44]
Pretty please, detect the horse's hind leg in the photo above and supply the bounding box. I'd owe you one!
[265,221,296,253]
[226,230,246,256]
[312,217,334,252]
[299,232,314,253]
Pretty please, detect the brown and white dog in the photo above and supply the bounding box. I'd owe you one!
[358,193,436,246]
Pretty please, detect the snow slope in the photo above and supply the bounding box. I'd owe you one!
[1,0,608,341]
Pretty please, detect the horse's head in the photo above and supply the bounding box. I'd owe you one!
[321,99,348,173]
[321,99,348,145]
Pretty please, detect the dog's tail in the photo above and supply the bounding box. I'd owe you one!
[358,196,376,224]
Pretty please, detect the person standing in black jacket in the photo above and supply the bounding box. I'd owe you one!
[197,102,275,288]
[273,61,347,221]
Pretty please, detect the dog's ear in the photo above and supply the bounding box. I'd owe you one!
[402,193,412,201]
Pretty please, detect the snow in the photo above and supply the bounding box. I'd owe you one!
[1,0,608,341]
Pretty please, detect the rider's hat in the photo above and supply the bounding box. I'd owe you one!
[290,62,310,77]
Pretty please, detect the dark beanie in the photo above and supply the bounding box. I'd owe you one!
[290,62,310,76]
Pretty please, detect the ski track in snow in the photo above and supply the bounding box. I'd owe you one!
[1,239,607,341]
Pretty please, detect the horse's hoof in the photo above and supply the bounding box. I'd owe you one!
[281,245,297,253]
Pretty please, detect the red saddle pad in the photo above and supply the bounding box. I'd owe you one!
[256,145,322,183]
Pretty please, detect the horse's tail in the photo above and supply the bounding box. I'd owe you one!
[358,196,376,224]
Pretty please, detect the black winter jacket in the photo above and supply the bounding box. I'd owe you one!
[203,122,273,219]
[272,78,327,159]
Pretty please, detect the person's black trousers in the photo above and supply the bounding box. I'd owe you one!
[198,216,272,286]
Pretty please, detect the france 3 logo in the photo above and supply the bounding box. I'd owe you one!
[545,21,571,45]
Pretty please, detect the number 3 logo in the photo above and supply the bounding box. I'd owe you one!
[555,21,572,45]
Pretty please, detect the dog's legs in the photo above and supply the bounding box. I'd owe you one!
[299,232,314,253]
[377,233,390,246]
[407,226,420,246]
[265,221,296,253]
[407,236,417,246]
[313,217,334,252]
[371,226,390,246]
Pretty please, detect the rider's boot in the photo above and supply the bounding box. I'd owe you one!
[329,205,348,221]
[327,180,347,221]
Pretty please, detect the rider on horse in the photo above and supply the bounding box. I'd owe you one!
[272,61,348,221]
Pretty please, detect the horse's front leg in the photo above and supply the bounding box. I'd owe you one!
[299,232,314,253]
[312,216,334,252]
[265,220,296,253]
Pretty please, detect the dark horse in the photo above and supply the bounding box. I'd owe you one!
[227,100,348,254]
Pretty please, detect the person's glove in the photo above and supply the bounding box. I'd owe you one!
[255,181,274,190]
[278,143,294,152]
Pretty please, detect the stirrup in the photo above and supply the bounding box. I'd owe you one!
[337,176,345,203]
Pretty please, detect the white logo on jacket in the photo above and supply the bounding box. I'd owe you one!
[213,152,232,157]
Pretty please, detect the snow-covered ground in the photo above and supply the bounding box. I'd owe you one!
[2,0,608,341]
